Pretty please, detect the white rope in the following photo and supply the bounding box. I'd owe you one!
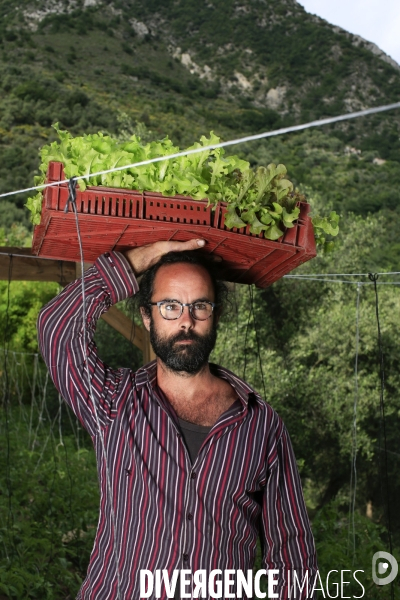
[1,101,399,200]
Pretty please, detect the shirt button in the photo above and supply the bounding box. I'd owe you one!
[183,553,189,561]
[187,513,193,520]
[191,472,196,479]
[105,252,110,257]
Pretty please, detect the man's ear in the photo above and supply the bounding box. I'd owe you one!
[140,307,151,332]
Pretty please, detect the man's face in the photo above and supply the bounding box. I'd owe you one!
[142,263,218,374]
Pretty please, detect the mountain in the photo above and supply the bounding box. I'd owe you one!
[1,0,400,263]
[6,0,400,118]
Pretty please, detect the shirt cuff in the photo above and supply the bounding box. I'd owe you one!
[95,251,139,304]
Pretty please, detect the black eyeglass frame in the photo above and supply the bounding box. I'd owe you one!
[148,300,217,321]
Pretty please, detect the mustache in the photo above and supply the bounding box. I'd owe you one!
[171,331,202,343]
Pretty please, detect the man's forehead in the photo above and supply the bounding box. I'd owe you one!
[153,262,214,297]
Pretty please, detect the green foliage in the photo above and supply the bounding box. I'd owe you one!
[242,129,400,262]
[0,203,31,230]
[0,68,117,133]
[253,499,400,599]
[0,212,398,595]
[0,406,98,599]
[94,315,143,372]
[312,500,400,599]
[0,0,400,592]
[216,107,282,132]
[120,63,220,99]
[223,163,302,238]
[312,211,340,251]
[0,279,59,352]
[213,211,400,539]
[26,126,312,239]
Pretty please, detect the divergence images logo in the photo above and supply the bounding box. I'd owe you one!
[372,551,398,586]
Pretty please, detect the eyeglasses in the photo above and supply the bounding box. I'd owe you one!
[149,300,217,321]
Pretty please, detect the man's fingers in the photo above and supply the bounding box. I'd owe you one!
[167,238,206,252]
[163,239,223,264]
[125,238,211,275]
[163,239,222,261]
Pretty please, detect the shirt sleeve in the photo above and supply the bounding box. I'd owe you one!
[37,251,139,437]
[260,423,318,599]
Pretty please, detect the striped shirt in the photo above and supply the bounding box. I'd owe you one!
[37,251,317,600]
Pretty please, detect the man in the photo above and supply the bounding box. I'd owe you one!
[38,238,317,600]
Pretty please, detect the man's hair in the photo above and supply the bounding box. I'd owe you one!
[136,251,229,318]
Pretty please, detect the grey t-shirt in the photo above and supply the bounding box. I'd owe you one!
[177,417,211,464]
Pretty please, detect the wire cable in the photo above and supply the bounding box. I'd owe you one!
[348,283,361,562]
[68,178,122,600]
[2,257,15,562]
[284,271,400,277]
[283,276,400,285]
[1,101,400,200]
[249,286,267,400]
[0,250,73,261]
[368,273,394,600]
[242,290,253,382]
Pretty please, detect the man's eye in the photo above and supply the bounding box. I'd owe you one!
[193,303,207,311]
[165,303,180,311]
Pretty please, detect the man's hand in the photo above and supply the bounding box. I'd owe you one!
[124,239,206,276]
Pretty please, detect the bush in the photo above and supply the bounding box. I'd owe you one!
[66,90,89,110]
[13,82,48,103]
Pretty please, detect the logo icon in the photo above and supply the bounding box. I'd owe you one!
[372,551,398,586]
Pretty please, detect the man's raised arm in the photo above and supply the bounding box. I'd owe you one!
[37,251,140,435]
[37,239,206,436]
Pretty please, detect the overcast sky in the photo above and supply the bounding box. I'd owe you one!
[298,0,400,66]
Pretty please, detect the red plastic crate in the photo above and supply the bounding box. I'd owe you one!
[32,162,316,288]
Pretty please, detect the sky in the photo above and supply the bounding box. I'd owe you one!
[298,0,400,66]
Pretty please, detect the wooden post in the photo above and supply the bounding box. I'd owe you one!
[101,305,144,351]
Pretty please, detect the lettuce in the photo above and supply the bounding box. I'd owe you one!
[26,125,337,243]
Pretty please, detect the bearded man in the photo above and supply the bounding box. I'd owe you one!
[38,239,317,600]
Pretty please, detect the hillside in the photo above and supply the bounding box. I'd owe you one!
[0,0,400,264]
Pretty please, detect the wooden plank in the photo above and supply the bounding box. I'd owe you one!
[100,305,144,351]
[0,247,76,284]
[75,261,93,277]
[0,247,148,360]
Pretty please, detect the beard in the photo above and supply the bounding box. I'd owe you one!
[150,320,217,374]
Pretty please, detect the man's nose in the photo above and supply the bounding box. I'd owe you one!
[179,305,195,328]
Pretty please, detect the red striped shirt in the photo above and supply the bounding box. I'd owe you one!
[37,251,317,599]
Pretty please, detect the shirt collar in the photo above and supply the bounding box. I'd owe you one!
[135,360,259,408]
